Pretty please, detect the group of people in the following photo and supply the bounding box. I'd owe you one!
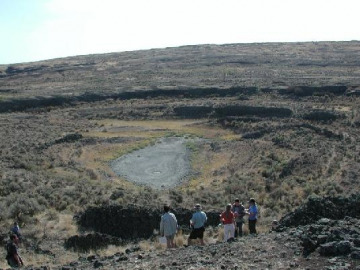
[159,198,259,248]
[159,203,208,248]
[220,198,258,242]
[4,200,258,267]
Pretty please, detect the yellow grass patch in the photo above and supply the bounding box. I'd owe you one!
[71,119,236,188]
[85,119,235,139]
[186,152,231,190]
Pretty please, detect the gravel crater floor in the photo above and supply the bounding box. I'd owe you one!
[110,137,198,189]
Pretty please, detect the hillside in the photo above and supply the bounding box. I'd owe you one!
[0,41,360,269]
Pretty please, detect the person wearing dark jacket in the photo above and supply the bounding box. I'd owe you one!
[231,199,246,237]
[6,234,24,268]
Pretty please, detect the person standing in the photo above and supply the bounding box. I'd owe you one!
[11,222,22,241]
[247,198,258,235]
[231,199,245,237]
[220,204,235,242]
[188,204,207,246]
[160,205,178,248]
[6,234,24,268]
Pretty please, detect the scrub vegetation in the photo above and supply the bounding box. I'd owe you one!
[0,41,360,268]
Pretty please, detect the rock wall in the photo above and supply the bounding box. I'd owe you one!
[77,205,221,240]
[174,105,293,119]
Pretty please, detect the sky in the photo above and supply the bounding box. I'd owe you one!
[0,0,359,65]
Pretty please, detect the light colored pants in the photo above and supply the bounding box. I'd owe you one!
[223,223,235,242]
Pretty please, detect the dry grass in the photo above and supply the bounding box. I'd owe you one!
[72,119,238,194]
[85,119,235,139]
[28,212,78,241]
[186,151,231,191]
[95,245,126,257]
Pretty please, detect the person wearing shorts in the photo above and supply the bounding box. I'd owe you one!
[160,205,178,248]
[188,204,207,246]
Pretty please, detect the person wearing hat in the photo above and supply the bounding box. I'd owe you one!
[187,204,207,246]
[247,198,258,234]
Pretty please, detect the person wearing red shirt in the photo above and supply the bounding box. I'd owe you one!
[220,204,235,242]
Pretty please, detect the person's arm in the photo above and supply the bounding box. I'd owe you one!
[172,214,178,232]
[160,217,164,236]
[220,212,225,224]
[18,254,24,266]
[190,214,194,228]
[240,206,246,217]
[13,253,22,266]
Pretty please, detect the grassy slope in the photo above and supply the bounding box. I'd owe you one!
[0,41,360,268]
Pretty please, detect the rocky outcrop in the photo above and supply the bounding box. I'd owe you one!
[278,86,348,97]
[174,105,293,119]
[0,87,256,113]
[64,233,123,252]
[302,110,341,122]
[274,194,360,257]
[276,194,360,230]
[77,205,221,240]
[284,217,360,257]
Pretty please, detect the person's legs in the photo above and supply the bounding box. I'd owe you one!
[223,224,230,242]
[7,257,19,268]
[166,238,172,248]
[199,237,205,246]
[166,235,176,248]
[249,220,257,234]
[188,229,197,246]
[229,224,235,239]
[234,223,239,237]
[238,222,243,236]
[199,227,205,246]
[166,235,171,248]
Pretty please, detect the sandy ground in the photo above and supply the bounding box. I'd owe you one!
[110,137,195,189]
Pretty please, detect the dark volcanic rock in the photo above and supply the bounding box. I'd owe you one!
[319,241,351,256]
[302,110,340,122]
[174,105,292,119]
[275,195,360,257]
[77,205,221,240]
[64,233,123,252]
[276,194,360,229]
[54,133,83,144]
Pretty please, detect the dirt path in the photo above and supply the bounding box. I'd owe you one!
[110,137,195,189]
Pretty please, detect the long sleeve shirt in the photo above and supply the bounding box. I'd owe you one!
[160,212,178,236]
[220,211,235,225]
